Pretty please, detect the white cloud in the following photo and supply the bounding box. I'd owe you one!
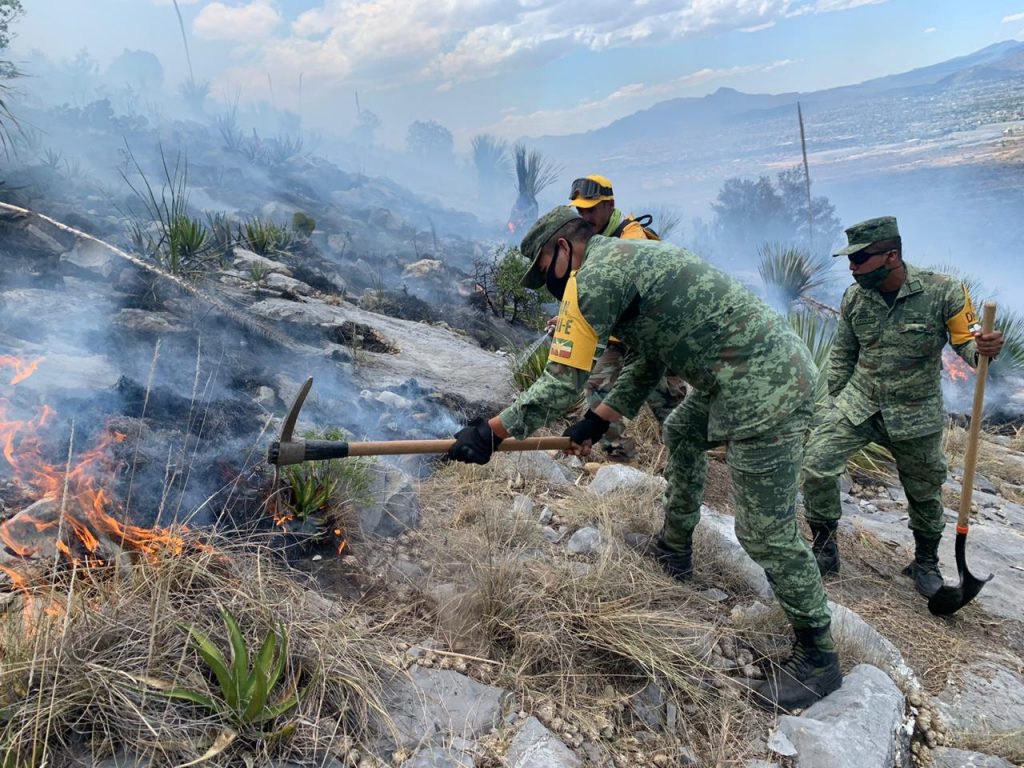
[1002,12,1024,23]
[208,0,882,103]
[924,26,936,33]
[810,0,886,11]
[151,0,201,4]
[280,0,798,91]
[194,1,281,42]
[741,22,777,33]
[488,59,797,137]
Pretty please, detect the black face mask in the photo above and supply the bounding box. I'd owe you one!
[545,242,573,300]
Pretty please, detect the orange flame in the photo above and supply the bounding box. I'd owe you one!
[0,355,43,385]
[943,349,972,383]
[0,355,186,580]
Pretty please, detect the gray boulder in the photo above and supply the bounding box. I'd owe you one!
[936,660,1024,734]
[61,237,119,278]
[498,452,574,489]
[566,526,601,556]
[776,664,906,768]
[505,716,581,768]
[931,747,1014,767]
[401,744,476,767]
[356,463,420,537]
[231,247,293,276]
[265,272,312,296]
[381,667,510,750]
[587,464,666,496]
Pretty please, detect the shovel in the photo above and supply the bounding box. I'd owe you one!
[267,377,570,466]
[928,302,996,616]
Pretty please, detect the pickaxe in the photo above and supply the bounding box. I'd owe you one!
[929,302,996,616]
[267,377,571,466]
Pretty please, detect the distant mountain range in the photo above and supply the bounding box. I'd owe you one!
[528,39,1024,202]
[525,40,1024,300]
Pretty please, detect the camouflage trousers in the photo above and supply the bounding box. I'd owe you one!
[586,342,687,460]
[802,411,947,539]
[661,391,831,630]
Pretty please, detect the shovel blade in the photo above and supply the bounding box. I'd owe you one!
[927,531,993,616]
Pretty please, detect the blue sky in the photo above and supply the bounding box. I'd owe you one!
[10,0,1024,148]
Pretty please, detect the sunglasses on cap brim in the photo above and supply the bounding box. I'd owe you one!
[569,177,613,201]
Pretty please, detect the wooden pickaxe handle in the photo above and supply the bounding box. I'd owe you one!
[269,436,572,465]
[267,376,572,466]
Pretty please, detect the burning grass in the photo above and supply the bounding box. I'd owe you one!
[0,533,389,766]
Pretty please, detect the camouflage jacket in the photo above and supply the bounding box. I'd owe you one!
[499,237,815,441]
[829,263,981,440]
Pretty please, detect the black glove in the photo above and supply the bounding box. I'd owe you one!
[563,409,611,446]
[447,417,504,465]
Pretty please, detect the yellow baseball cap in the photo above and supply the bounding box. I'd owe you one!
[569,174,614,209]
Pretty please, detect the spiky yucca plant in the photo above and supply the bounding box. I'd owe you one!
[758,243,833,308]
[239,217,292,256]
[644,204,684,241]
[787,309,836,406]
[471,133,510,196]
[508,143,561,232]
[123,146,219,280]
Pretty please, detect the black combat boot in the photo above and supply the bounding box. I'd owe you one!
[624,532,693,581]
[901,531,944,597]
[808,521,840,576]
[753,625,842,713]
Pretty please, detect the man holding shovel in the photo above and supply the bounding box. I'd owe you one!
[448,206,841,712]
[801,216,1004,597]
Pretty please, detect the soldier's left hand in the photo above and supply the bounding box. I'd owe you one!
[975,330,1004,358]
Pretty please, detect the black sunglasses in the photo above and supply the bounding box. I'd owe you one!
[570,177,613,201]
[848,248,891,266]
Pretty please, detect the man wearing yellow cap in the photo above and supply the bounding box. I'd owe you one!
[568,175,686,462]
[569,174,650,240]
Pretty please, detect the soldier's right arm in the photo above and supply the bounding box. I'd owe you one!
[827,292,859,397]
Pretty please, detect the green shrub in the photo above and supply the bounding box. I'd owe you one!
[290,211,316,238]
[473,244,545,329]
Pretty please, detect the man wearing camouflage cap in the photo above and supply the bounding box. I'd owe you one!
[447,206,841,712]
[567,174,687,463]
[801,216,1004,597]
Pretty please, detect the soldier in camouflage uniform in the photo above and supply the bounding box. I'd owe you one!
[448,206,841,712]
[569,175,687,461]
[802,216,1004,597]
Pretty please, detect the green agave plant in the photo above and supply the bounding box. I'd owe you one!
[239,217,292,256]
[166,610,302,731]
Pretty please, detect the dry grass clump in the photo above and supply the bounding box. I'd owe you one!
[944,421,1024,503]
[414,463,772,763]
[0,532,389,767]
[958,728,1024,765]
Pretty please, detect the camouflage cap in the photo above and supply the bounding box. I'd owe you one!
[834,216,900,256]
[520,206,582,289]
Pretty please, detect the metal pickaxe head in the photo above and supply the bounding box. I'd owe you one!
[267,377,313,466]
